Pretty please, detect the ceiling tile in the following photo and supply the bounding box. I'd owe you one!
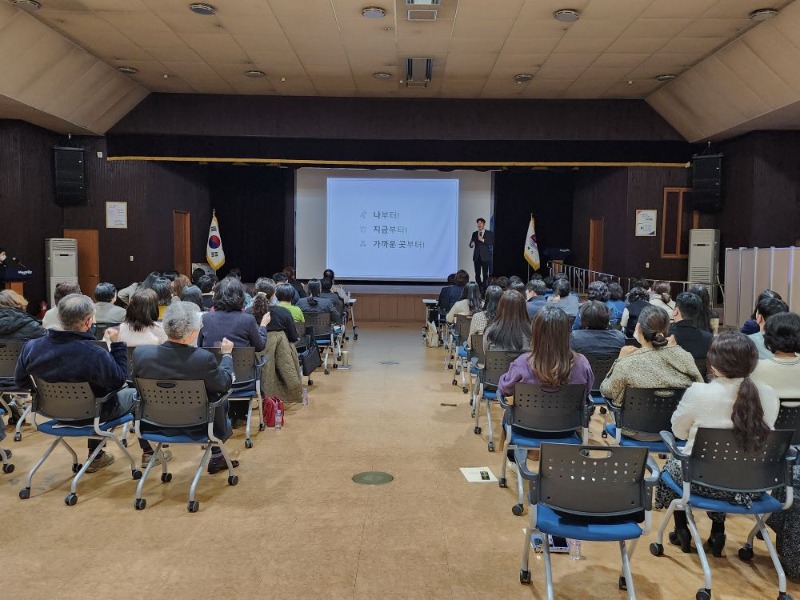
[659,37,727,55]
[554,36,614,53]
[452,19,514,39]
[624,19,693,38]
[454,0,525,20]
[593,53,649,68]
[449,38,506,53]
[502,37,561,54]
[678,18,751,38]
[180,33,250,64]
[606,36,667,54]
[640,0,717,19]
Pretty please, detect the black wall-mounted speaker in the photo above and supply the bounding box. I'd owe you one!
[691,153,723,212]
[54,146,87,206]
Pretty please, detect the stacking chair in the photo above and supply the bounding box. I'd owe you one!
[19,377,141,505]
[473,349,523,452]
[451,314,471,393]
[303,312,337,375]
[694,356,708,381]
[651,429,796,600]
[0,341,32,441]
[206,347,266,448]
[604,387,686,453]
[0,405,13,473]
[468,333,484,415]
[499,383,591,515]
[583,352,616,420]
[93,322,119,341]
[133,378,238,512]
[516,444,658,599]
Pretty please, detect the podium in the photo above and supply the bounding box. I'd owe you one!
[1,264,33,296]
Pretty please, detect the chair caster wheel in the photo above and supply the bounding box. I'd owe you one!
[512,504,524,516]
[188,500,199,513]
[333,363,338,369]
[499,477,507,488]
[161,473,173,483]
[519,570,531,585]
[696,588,711,600]
[245,439,253,449]
[487,442,494,452]
[72,463,82,473]
[354,334,358,340]
[462,387,468,394]
[132,469,142,480]
[618,576,627,591]
[470,410,476,418]
[601,431,608,439]
[228,475,239,486]
[308,379,314,385]
[121,439,128,447]
[473,426,481,434]
[451,380,457,386]
[2,463,14,474]
[13,432,21,442]
[738,545,754,561]
[650,543,664,557]
[324,369,330,375]
[258,423,266,431]
[599,407,607,414]
[134,498,146,510]
[777,593,794,600]
[19,487,30,500]
[448,364,453,370]
[65,493,78,506]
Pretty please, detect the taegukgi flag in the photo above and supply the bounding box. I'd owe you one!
[524,216,540,270]
[206,211,225,271]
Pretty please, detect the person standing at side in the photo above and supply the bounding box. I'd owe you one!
[469,218,494,291]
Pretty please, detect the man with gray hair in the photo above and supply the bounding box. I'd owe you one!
[15,293,162,472]
[131,301,238,474]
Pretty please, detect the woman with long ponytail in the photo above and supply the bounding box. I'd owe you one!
[297,279,339,324]
[655,332,779,556]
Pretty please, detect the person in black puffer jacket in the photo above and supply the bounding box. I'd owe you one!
[0,289,46,342]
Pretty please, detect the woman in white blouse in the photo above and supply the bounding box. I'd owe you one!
[106,289,167,347]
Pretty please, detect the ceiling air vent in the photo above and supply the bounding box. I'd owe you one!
[405,57,432,87]
[408,9,437,21]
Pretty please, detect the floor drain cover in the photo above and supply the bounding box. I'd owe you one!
[352,471,394,485]
[379,360,399,365]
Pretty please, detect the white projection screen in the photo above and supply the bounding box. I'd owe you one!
[295,169,492,282]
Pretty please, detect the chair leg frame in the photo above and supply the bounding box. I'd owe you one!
[136,442,170,501]
[684,507,713,592]
[754,513,789,595]
[618,540,637,600]
[23,437,71,492]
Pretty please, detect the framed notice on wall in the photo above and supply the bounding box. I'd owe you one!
[635,209,657,237]
[105,202,128,229]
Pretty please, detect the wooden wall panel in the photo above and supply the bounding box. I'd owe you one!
[352,293,430,323]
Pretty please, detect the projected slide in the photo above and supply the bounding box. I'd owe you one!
[326,178,459,280]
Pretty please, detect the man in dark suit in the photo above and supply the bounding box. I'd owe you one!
[525,279,548,319]
[469,218,494,290]
[132,301,237,474]
[669,292,713,372]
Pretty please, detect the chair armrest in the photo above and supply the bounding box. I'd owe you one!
[604,400,623,426]
[498,393,511,409]
[514,448,538,482]
[582,400,594,428]
[93,386,126,414]
[659,430,688,458]
[642,456,662,511]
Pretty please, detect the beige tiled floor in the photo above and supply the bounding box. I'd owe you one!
[2,323,798,599]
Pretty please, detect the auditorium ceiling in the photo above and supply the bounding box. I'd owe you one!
[2,0,800,140]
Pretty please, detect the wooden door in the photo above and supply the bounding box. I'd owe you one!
[588,218,604,277]
[173,211,191,276]
[64,228,99,299]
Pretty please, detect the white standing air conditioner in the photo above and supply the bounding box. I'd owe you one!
[46,238,78,307]
[688,229,720,284]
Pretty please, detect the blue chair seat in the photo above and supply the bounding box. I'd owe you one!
[483,390,496,400]
[457,347,469,358]
[469,366,480,375]
[37,414,132,437]
[510,429,581,449]
[661,471,783,514]
[590,394,605,406]
[535,505,644,542]
[604,424,685,451]
[229,381,257,398]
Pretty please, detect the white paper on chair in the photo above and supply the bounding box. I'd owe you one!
[460,467,498,482]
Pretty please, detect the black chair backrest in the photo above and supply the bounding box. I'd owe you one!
[205,347,256,384]
[135,378,211,428]
[538,443,648,517]
[94,323,119,341]
[89,339,109,350]
[689,428,794,493]
[619,387,686,435]
[31,377,98,421]
[694,357,708,381]
[455,314,471,341]
[776,400,800,445]
[0,341,25,378]
[126,346,136,381]
[484,350,523,387]
[512,383,587,433]
[303,312,331,337]
[294,320,306,340]
[583,353,617,394]
[624,336,640,347]
[470,333,485,364]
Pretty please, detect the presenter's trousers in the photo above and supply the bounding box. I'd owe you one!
[474,259,489,290]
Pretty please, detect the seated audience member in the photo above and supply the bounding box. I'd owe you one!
[273,272,300,304]
[600,304,703,440]
[656,332,778,555]
[320,277,345,323]
[42,281,81,330]
[524,279,548,319]
[569,301,625,355]
[650,281,676,321]
[548,278,579,317]
[752,312,800,397]
[606,282,626,327]
[0,289,46,342]
[749,297,790,359]
[171,273,191,300]
[197,274,216,309]
[572,280,609,330]
[741,289,783,335]
[93,282,127,324]
[483,290,531,353]
[251,285,298,343]
[619,287,651,338]
[447,281,482,323]
[283,266,308,300]
[669,292,713,360]
[323,269,350,304]
[227,268,254,309]
[191,267,207,285]
[508,277,526,298]
[469,285,502,338]
[151,277,174,320]
[688,284,719,335]
[276,283,304,322]
[180,285,205,312]
[15,294,163,470]
[132,301,236,475]
[297,279,340,326]
[112,289,167,347]
[494,275,510,291]
[438,270,468,316]
[117,271,162,306]
[252,277,277,307]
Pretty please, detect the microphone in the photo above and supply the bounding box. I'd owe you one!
[11,257,28,268]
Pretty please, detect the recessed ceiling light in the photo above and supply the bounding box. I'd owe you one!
[749,8,779,20]
[245,70,265,78]
[553,8,580,23]
[514,73,534,84]
[11,0,41,9]
[189,3,216,16]
[655,73,677,82]
[373,71,393,80]
[117,66,139,75]
[361,6,386,18]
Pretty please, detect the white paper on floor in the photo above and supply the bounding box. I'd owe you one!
[460,467,498,482]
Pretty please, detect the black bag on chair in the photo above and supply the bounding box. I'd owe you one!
[297,329,322,376]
